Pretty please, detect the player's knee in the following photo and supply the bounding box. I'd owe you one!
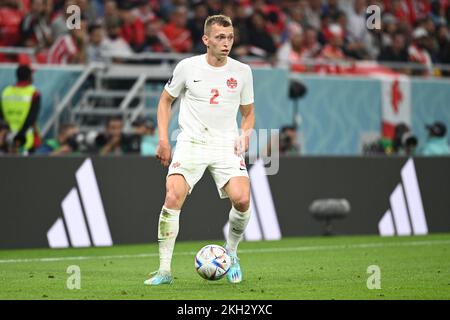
[232,194,250,212]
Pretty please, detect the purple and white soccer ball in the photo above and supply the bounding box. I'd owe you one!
[195,244,231,280]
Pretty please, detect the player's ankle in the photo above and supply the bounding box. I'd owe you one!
[158,269,171,275]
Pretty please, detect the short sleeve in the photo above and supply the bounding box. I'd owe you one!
[164,59,187,98]
[240,65,254,105]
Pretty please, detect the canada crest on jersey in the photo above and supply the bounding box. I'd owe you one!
[227,77,238,89]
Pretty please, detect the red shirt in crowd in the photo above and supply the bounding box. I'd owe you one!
[320,44,345,60]
[47,35,78,64]
[0,7,23,47]
[386,0,431,25]
[121,17,146,50]
[161,23,192,53]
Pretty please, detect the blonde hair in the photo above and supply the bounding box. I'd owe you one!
[204,15,233,35]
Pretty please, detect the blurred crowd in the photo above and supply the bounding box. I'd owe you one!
[0,0,449,74]
[362,121,450,156]
[0,63,159,156]
[0,62,449,157]
[0,113,159,156]
[263,120,450,157]
[1,0,450,157]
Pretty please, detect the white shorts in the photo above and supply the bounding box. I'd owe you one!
[167,141,249,199]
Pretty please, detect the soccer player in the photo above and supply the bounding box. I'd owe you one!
[144,15,255,285]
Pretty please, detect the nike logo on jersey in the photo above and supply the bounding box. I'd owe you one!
[193,80,202,82]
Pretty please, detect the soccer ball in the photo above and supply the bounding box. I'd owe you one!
[195,244,231,281]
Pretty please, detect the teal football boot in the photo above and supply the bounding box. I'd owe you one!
[226,253,243,284]
[144,270,173,286]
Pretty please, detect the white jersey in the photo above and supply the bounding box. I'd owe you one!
[164,54,254,147]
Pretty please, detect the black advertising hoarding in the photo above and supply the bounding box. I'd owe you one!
[0,156,449,249]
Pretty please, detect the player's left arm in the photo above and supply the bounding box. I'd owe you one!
[238,103,255,154]
[235,65,255,155]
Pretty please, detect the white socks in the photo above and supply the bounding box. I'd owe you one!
[158,206,180,273]
[157,205,250,272]
[226,206,251,255]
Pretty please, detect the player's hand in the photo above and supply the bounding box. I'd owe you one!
[234,134,249,156]
[156,140,172,167]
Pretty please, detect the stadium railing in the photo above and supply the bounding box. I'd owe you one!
[2,46,450,75]
[41,63,105,137]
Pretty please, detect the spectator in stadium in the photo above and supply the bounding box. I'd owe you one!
[228,7,251,58]
[287,5,307,31]
[334,10,370,60]
[436,25,450,75]
[102,18,133,60]
[133,0,156,26]
[90,0,105,19]
[421,121,450,156]
[142,18,169,53]
[50,0,78,40]
[95,116,134,155]
[317,11,331,45]
[304,0,322,31]
[388,0,428,26]
[233,5,250,45]
[0,0,448,79]
[77,0,97,26]
[319,24,347,61]
[119,2,146,52]
[228,28,248,59]
[284,6,308,46]
[0,0,23,49]
[266,124,301,157]
[161,6,193,53]
[0,120,11,155]
[392,123,418,155]
[399,132,419,156]
[344,0,378,59]
[20,0,52,50]
[187,2,209,53]
[418,17,440,60]
[132,116,158,156]
[0,64,40,154]
[254,0,285,45]
[47,15,87,64]
[430,0,448,26]
[277,24,309,70]
[378,33,409,63]
[345,0,367,42]
[303,27,322,58]
[86,23,106,63]
[279,125,300,156]
[99,0,119,27]
[321,0,343,18]
[380,13,399,48]
[408,27,433,75]
[35,122,80,155]
[204,0,222,16]
[247,11,277,59]
[421,16,438,39]
[221,2,235,21]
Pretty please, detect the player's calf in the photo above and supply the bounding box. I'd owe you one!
[164,174,189,209]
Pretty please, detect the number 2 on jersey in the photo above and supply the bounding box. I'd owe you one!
[210,88,219,105]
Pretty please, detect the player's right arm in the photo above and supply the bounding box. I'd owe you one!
[156,89,176,167]
[156,59,187,167]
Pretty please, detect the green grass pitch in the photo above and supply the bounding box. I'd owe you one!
[0,234,449,300]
